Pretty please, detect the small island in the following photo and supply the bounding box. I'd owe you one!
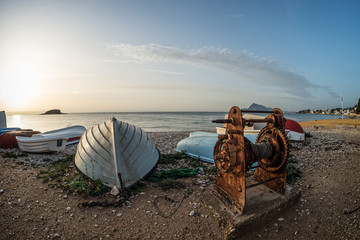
[41,109,64,115]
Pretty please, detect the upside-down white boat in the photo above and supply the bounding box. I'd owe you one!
[176,132,258,164]
[74,117,160,189]
[16,125,86,153]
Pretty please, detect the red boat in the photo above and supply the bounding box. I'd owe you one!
[0,130,41,149]
[285,119,305,141]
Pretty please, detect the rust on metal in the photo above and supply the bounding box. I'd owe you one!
[213,106,246,212]
[212,106,289,214]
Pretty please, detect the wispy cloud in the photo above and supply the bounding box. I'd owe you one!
[110,43,338,98]
[98,58,141,64]
[143,69,184,75]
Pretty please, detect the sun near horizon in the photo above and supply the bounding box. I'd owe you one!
[1,1,359,114]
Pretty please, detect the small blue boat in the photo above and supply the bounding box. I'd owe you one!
[176,132,258,164]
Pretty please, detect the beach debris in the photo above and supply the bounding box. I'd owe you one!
[212,106,289,214]
[110,186,120,196]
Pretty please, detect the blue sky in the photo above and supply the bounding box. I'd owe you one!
[0,0,359,112]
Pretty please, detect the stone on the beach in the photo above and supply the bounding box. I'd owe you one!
[110,186,120,196]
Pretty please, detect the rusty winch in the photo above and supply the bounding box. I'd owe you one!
[212,106,289,214]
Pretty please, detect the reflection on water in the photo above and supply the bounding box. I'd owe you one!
[11,115,22,128]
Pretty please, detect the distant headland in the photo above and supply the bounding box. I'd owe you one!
[243,103,272,111]
[41,109,64,115]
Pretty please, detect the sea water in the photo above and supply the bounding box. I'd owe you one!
[6,112,344,133]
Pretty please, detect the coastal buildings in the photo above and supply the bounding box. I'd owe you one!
[298,106,357,116]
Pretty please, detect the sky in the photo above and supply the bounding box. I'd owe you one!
[0,0,359,113]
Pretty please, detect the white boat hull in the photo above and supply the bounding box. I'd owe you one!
[74,118,160,189]
[176,132,258,164]
[16,125,86,153]
[17,137,67,153]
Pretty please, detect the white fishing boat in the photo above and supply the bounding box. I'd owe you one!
[216,113,266,135]
[74,117,160,189]
[16,125,86,153]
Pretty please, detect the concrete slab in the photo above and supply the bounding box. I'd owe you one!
[202,177,301,239]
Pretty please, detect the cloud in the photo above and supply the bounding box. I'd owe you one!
[143,69,184,75]
[98,59,141,64]
[110,43,339,98]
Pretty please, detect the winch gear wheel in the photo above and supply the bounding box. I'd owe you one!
[256,126,288,172]
[213,139,238,174]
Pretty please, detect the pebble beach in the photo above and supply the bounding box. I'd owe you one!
[0,119,359,239]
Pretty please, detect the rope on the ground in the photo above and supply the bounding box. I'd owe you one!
[153,190,192,218]
[343,205,360,214]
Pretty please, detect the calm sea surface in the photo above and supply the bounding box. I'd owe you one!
[6,112,344,133]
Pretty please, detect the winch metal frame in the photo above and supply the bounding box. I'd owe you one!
[212,106,288,214]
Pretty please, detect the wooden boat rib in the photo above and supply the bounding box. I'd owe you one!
[74,117,160,189]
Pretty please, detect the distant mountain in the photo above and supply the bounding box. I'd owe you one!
[244,103,272,111]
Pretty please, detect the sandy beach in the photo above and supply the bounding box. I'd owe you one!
[0,120,359,239]
[299,118,360,128]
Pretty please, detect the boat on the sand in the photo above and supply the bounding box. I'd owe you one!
[285,119,305,141]
[216,114,305,141]
[176,132,258,164]
[16,125,86,153]
[216,113,266,135]
[0,127,21,136]
[0,130,41,149]
[74,117,160,189]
